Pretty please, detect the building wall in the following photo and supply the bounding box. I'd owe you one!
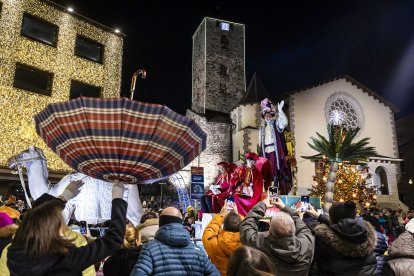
[191,20,206,114]
[185,110,232,187]
[192,17,245,114]
[0,0,123,171]
[291,78,398,194]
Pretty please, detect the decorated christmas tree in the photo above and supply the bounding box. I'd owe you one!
[310,159,378,208]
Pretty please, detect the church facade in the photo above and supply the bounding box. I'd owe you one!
[184,17,406,210]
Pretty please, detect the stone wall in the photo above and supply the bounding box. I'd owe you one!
[191,20,206,114]
[183,109,232,188]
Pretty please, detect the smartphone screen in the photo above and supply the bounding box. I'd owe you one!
[300,196,310,211]
[80,221,87,235]
[268,186,278,202]
[227,199,234,210]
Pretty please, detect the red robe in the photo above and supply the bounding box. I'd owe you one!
[230,165,264,216]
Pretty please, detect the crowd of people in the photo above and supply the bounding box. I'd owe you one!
[0,177,412,275]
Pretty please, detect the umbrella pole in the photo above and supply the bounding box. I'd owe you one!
[130,69,147,100]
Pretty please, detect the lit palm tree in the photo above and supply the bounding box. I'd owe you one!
[302,124,377,211]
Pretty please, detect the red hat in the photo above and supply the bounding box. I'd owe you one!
[217,162,229,167]
[245,152,259,161]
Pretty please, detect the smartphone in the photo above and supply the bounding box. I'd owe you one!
[80,221,87,235]
[226,199,234,211]
[300,196,310,212]
[268,186,278,203]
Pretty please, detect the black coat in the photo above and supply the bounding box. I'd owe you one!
[7,198,127,276]
[103,246,141,276]
[313,218,377,276]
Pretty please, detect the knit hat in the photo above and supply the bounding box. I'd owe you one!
[406,219,414,234]
[0,212,14,228]
[0,206,21,219]
[187,205,194,213]
[329,200,357,224]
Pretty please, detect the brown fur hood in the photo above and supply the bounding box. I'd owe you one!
[136,218,159,230]
[0,224,18,238]
[314,219,376,258]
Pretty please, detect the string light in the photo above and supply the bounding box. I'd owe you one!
[0,0,123,171]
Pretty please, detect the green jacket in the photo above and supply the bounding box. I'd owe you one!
[240,202,315,276]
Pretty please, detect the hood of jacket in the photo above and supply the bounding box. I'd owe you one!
[7,245,57,275]
[263,234,311,264]
[154,223,190,248]
[137,218,159,230]
[314,219,376,258]
[217,230,241,256]
[388,231,414,259]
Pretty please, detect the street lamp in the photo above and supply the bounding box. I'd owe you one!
[159,182,166,209]
[409,178,413,185]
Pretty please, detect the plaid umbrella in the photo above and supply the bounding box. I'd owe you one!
[34,97,207,184]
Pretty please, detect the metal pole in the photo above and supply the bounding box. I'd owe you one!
[130,69,147,100]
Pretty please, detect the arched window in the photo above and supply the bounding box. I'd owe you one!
[375,166,389,195]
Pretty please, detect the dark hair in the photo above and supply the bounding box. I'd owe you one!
[227,246,276,276]
[223,211,242,232]
[140,211,158,224]
[12,201,73,257]
[329,200,357,224]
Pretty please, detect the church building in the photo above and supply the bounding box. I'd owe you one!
[184,17,407,210]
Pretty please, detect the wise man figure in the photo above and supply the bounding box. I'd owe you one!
[230,152,264,216]
[258,98,292,195]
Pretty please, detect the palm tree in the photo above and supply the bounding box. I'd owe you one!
[302,124,377,212]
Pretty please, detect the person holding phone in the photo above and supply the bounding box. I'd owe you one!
[240,195,315,276]
[202,201,242,276]
[4,180,128,276]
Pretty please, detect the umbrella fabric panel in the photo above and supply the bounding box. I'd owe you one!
[34,97,207,183]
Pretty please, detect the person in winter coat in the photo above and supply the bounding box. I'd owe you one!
[0,212,18,254]
[103,223,142,276]
[240,196,315,276]
[382,219,414,276]
[363,214,388,275]
[136,211,159,243]
[130,206,219,276]
[313,200,377,276]
[4,180,128,276]
[202,201,242,275]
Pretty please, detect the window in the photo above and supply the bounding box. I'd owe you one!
[21,13,58,47]
[70,80,101,99]
[14,63,53,96]
[75,35,103,63]
[219,64,228,76]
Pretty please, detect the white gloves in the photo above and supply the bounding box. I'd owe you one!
[59,180,84,202]
[112,180,125,199]
[277,100,284,112]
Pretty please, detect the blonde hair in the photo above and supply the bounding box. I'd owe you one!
[122,223,141,248]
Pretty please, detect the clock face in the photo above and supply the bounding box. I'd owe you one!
[220,22,230,31]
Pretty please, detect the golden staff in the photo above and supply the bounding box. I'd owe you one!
[130,69,147,100]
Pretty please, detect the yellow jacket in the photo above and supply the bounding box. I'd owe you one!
[202,213,242,276]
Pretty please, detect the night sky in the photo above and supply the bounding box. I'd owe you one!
[51,0,414,119]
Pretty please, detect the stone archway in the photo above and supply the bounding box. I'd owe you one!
[375,166,389,195]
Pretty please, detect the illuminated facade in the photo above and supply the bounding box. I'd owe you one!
[0,0,124,172]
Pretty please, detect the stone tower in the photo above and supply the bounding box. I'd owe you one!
[185,17,246,186]
[192,17,246,114]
